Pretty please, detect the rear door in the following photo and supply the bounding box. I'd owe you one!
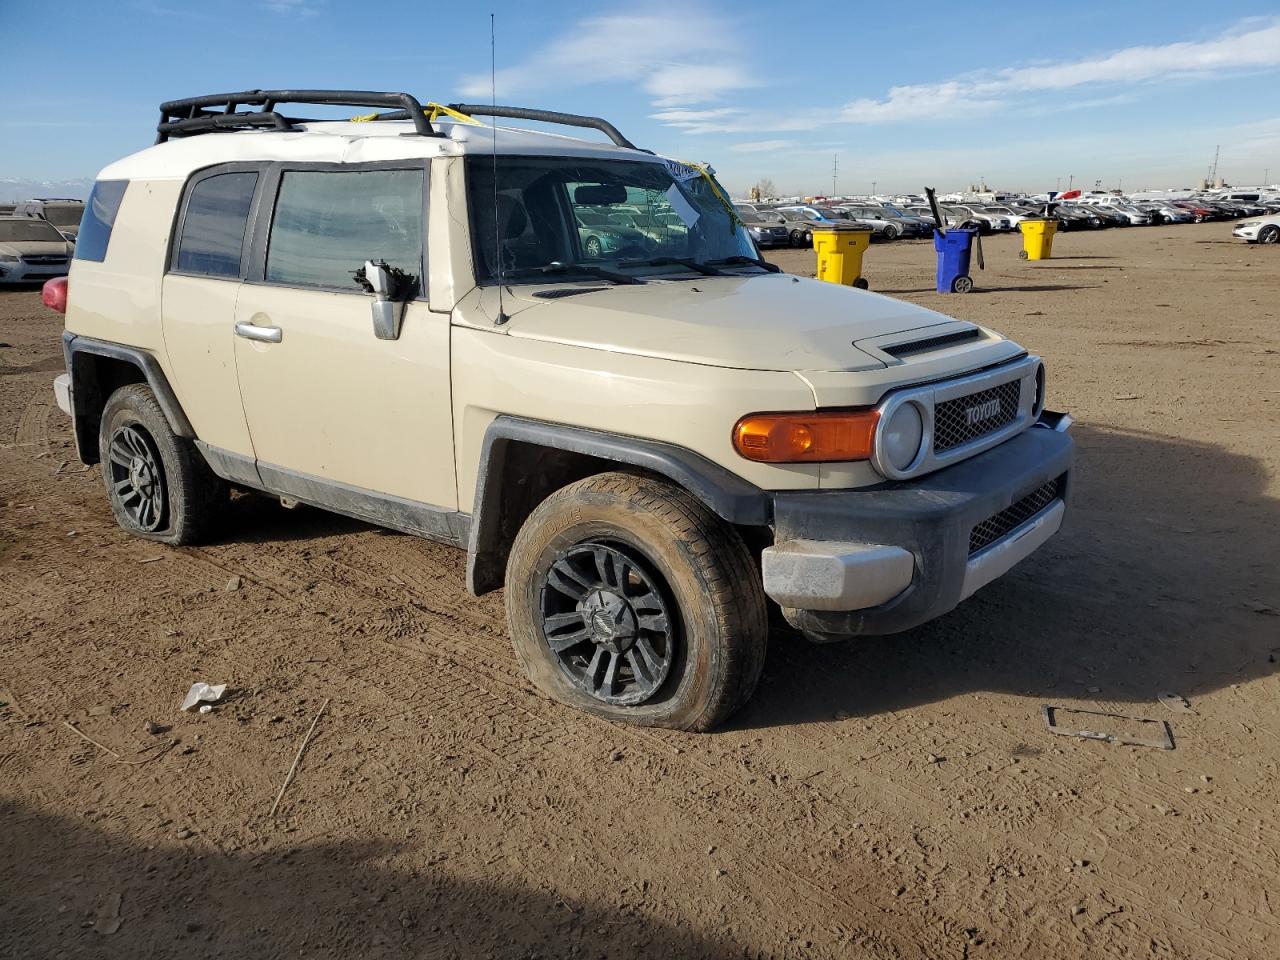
[161,165,261,464]
[231,161,457,514]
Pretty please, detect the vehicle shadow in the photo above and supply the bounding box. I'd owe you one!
[1026,264,1124,270]
[0,798,744,959]
[736,423,1279,729]
[877,283,1101,295]
[212,491,379,546]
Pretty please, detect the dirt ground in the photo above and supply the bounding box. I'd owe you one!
[2,222,1278,959]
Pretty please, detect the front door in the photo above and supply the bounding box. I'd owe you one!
[232,163,457,516]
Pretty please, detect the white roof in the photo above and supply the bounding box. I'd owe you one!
[99,118,654,181]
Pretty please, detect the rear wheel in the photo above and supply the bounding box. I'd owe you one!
[951,275,974,293]
[98,384,226,545]
[853,277,869,289]
[505,473,767,731]
[584,235,604,258]
[1018,250,1029,260]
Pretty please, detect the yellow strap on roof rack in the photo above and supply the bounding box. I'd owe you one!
[348,103,480,126]
[672,159,743,229]
[425,102,481,125]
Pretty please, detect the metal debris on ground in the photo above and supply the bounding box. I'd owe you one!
[180,682,227,712]
[1157,692,1194,713]
[1041,705,1175,750]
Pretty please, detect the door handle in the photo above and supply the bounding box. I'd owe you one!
[235,321,282,343]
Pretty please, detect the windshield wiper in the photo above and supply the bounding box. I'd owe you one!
[618,256,725,276]
[538,263,646,285]
[704,255,781,273]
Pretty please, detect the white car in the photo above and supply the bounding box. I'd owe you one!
[1133,202,1193,225]
[0,216,75,284]
[1232,214,1280,244]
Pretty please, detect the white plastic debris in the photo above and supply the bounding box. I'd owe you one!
[181,682,227,712]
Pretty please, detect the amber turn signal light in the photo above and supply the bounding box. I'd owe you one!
[732,410,880,463]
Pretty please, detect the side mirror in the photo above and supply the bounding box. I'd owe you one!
[356,260,411,340]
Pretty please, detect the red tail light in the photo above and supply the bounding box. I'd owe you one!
[42,276,68,314]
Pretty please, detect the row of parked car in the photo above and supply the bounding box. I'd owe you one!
[735,193,1280,247]
[0,198,84,285]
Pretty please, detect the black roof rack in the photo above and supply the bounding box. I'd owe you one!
[445,104,636,149]
[156,89,439,143]
[155,90,638,150]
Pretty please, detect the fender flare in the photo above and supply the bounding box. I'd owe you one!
[466,415,772,595]
[63,332,194,462]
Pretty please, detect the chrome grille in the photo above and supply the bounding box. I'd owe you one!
[969,476,1063,555]
[22,255,68,265]
[933,379,1022,452]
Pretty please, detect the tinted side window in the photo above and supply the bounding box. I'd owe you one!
[174,172,258,277]
[265,169,424,290]
[74,180,129,262]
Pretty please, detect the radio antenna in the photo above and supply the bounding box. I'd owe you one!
[490,12,508,326]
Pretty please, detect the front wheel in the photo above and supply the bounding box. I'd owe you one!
[99,383,227,544]
[1259,225,1279,244]
[505,473,768,731]
[583,236,604,258]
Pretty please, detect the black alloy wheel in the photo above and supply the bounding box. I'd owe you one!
[540,541,676,707]
[107,423,167,532]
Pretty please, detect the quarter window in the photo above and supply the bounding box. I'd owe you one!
[74,180,128,263]
[174,171,258,278]
[265,169,424,290]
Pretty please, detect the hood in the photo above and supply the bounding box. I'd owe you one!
[0,239,72,257]
[499,274,970,372]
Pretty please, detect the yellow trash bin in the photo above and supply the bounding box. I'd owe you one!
[1018,218,1058,260]
[813,227,872,288]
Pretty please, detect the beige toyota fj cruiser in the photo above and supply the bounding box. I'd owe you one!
[48,90,1073,730]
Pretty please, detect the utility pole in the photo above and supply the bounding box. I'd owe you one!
[1067,174,1074,191]
[871,180,877,195]
[1208,144,1220,184]
[1265,167,1271,185]
[832,155,838,198]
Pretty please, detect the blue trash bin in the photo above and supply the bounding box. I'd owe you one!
[933,228,977,293]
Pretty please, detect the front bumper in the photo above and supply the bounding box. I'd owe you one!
[0,259,70,283]
[763,413,1074,638]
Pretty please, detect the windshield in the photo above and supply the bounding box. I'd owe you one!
[43,204,84,227]
[467,156,757,283]
[0,219,65,242]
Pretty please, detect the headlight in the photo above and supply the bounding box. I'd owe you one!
[1034,363,1046,416]
[0,254,19,263]
[879,402,924,471]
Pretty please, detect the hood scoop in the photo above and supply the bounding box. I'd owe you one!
[881,327,982,359]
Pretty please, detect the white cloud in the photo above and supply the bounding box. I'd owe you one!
[835,17,1280,125]
[458,12,756,107]
[649,16,1280,134]
[262,0,321,15]
[728,139,795,153]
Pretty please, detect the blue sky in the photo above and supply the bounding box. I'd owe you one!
[2,0,1278,195]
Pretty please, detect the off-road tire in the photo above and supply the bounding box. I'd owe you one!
[98,383,227,545]
[505,472,768,731]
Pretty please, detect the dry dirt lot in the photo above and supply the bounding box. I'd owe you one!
[2,222,1278,959]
